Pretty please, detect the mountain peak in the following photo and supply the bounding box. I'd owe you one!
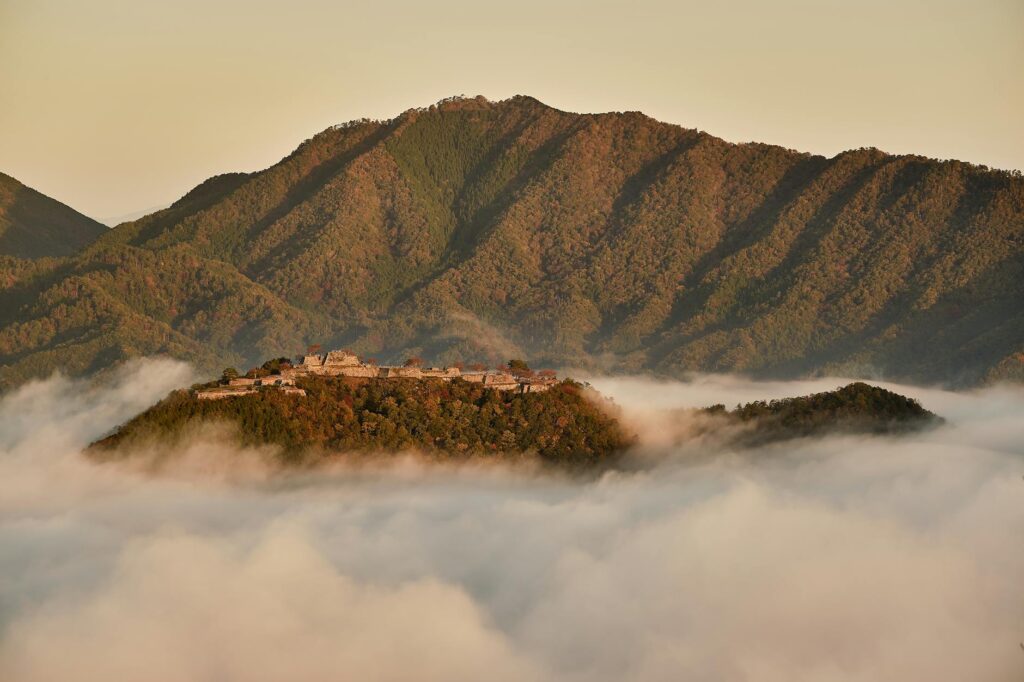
[1,99,1022,391]
[0,173,107,259]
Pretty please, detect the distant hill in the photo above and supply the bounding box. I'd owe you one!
[1,95,1023,390]
[99,203,172,228]
[0,173,106,258]
[703,382,943,445]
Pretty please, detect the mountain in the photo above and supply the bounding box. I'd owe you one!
[1,95,1023,391]
[0,173,107,259]
[99,203,172,228]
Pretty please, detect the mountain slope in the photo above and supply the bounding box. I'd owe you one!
[0,173,107,258]
[1,95,1022,390]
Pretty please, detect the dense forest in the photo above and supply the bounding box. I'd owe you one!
[2,95,1023,391]
[90,371,941,466]
[704,382,942,444]
[91,375,635,468]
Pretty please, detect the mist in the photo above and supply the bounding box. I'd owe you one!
[0,361,1021,681]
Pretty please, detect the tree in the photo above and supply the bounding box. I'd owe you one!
[221,367,239,382]
[307,344,322,355]
[262,357,292,374]
[507,359,533,377]
[404,356,423,367]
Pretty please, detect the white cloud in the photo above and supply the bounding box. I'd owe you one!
[0,364,1021,681]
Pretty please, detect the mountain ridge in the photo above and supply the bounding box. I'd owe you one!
[0,173,107,259]
[1,95,1022,391]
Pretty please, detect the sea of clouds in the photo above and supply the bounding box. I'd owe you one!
[0,359,1021,681]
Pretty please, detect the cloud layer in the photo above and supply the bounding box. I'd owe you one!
[0,363,1021,681]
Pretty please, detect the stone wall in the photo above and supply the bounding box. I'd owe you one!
[378,366,424,379]
[324,350,360,367]
[421,367,462,379]
[326,365,379,378]
[282,349,560,395]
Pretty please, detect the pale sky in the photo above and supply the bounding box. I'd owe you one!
[1,0,1021,222]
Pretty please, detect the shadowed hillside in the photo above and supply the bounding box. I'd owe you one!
[0,173,107,258]
[703,382,943,445]
[2,95,1023,390]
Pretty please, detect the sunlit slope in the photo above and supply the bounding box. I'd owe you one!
[2,95,1022,389]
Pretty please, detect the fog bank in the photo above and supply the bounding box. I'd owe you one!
[0,362,1021,681]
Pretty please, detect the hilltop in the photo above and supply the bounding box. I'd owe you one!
[703,382,943,445]
[2,95,1023,390]
[89,351,943,466]
[0,173,106,259]
[90,354,633,468]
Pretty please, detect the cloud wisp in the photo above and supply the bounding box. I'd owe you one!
[0,362,1021,681]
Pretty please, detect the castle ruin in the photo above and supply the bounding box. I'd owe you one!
[195,350,557,400]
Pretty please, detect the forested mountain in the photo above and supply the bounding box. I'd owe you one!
[0,173,106,258]
[2,95,1023,390]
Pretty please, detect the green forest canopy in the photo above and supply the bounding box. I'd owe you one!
[92,375,635,468]
[3,95,1022,391]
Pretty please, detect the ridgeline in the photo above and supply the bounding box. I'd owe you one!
[0,172,107,260]
[91,371,634,468]
[704,382,943,444]
[3,95,1023,391]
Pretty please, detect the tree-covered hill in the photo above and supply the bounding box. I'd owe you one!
[89,371,940,466]
[704,382,943,444]
[91,375,634,468]
[2,95,1023,390]
[0,173,107,259]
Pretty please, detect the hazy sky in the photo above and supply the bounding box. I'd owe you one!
[1,0,1021,221]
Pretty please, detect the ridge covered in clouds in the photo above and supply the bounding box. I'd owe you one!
[0,360,1022,681]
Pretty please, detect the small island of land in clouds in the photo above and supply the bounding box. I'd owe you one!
[93,349,633,467]
[91,348,944,468]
